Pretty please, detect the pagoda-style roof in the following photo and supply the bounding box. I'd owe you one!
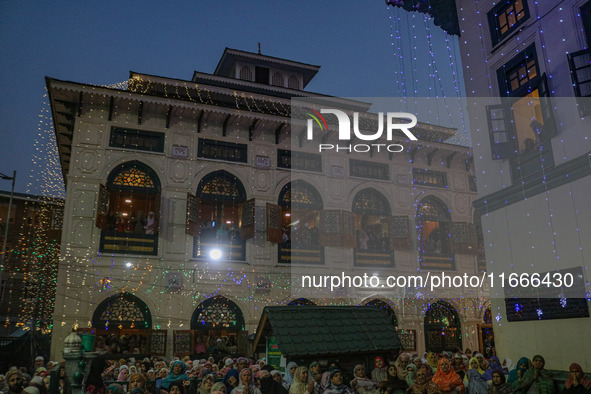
[253,306,403,358]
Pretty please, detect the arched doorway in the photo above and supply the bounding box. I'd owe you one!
[278,181,323,264]
[424,300,462,352]
[365,299,398,327]
[194,170,247,260]
[90,293,152,354]
[191,296,246,354]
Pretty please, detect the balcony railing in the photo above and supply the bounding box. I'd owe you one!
[100,231,158,255]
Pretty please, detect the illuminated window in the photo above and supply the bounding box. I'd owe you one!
[424,301,462,352]
[488,0,529,46]
[194,171,246,260]
[92,293,152,330]
[491,44,556,181]
[417,196,453,270]
[99,161,160,255]
[278,181,323,264]
[191,296,245,331]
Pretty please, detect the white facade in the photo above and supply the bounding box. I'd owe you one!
[455,0,591,370]
[48,49,489,360]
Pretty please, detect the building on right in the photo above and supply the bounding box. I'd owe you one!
[454,0,591,370]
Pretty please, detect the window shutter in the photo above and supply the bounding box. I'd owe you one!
[240,198,256,240]
[450,222,469,254]
[319,210,343,247]
[486,104,515,160]
[95,183,109,230]
[567,49,591,116]
[537,74,557,141]
[466,223,480,255]
[148,329,167,356]
[388,215,411,250]
[185,193,200,237]
[266,203,283,244]
[342,211,356,248]
[173,330,194,357]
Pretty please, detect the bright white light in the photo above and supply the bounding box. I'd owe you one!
[209,249,222,260]
[126,262,133,268]
[226,220,232,224]
[125,199,132,203]
[122,213,128,216]
[285,213,291,217]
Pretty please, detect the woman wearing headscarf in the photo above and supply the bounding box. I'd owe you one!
[468,359,485,376]
[106,384,125,394]
[427,353,439,374]
[502,361,515,376]
[290,367,314,394]
[396,355,412,385]
[487,370,514,394]
[231,369,261,394]
[432,358,465,394]
[168,381,187,394]
[508,358,530,388]
[382,364,407,394]
[407,365,441,394]
[483,358,506,382]
[117,366,129,382]
[516,355,555,394]
[465,369,488,394]
[199,374,216,394]
[453,355,467,381]
[563,364,591,394]
[224,369,240,394]
[371,357,388,384]
[284,363,299,390]
[211,382,228,394]
[324,370,353,394]
[351,365,379,394]
[259,370,288,394]
[161,361,191,390]
[405,364,418,388]
[84,358,107,394]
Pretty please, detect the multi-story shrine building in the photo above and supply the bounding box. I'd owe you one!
[47,48,490,360]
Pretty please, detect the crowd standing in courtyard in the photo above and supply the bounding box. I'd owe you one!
[1,350,589,394]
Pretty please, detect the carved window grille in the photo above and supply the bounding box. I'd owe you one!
[191,296,245,331]
[112,168,155,189]
[424,301,462,352]
[288,298,316,306]
[353,188,391,216]
[92,293,152,329]
[239,66,252,81]
[288,75,299,89]
[272,72,284,87]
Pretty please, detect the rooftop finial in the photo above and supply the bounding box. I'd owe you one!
[258,42,261,55]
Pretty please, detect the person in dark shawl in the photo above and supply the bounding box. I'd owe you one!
[466,369,488,394]
[407,365,441,394]
[516,355,555,394]
[483,358,506,382]
[508,359,530,389]
[224,369,240,394]
[324,370,353,394]
[488,370,514,394]
[259,370,288,394]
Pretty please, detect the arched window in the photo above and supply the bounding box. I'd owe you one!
[99,161,160,255]
[288,298,316,306]
[424,300,462,352]
[417,196,453,268]
[239,66,252,81]
[194,171,246,260]
[287,75,300,89]
[271,72,284,87]
[353,188,391,252]
[365,299,398,327]
[92,293,152,330]
[278,181,323,264]
[191,296,245,331]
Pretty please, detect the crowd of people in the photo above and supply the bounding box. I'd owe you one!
[1,351,589,394]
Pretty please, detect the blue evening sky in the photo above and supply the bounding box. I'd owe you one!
[0,1,466,196]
